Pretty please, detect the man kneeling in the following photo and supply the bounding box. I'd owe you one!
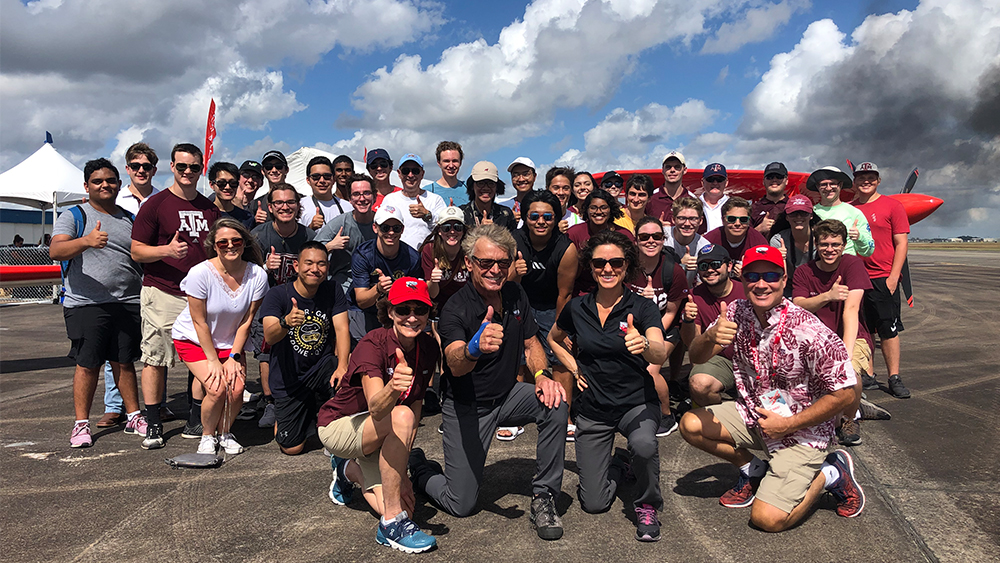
[317,277,438,553]
[679,245,865,532]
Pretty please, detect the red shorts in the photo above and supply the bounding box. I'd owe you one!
[173,339,231,363]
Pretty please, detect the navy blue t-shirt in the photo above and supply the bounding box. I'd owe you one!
[350,238,422,330]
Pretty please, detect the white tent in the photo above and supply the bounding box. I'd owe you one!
[0,142,87,209]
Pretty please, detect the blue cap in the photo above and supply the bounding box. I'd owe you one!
[703,163,727,179]
[366,148,391,167]
[399,153,424,168]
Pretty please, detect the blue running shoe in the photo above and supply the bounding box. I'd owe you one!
[377,512,437,553]
[328,456,354,506]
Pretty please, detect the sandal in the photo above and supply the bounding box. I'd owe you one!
[566,423,577,442]
[496,426,524,441]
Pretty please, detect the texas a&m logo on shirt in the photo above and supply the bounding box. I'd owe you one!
[178,210,210,241]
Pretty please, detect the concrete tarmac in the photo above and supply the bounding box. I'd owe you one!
[1,248,997,562]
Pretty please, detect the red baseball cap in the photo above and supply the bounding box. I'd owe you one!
[388,277,433,306]
[742,245,784,272]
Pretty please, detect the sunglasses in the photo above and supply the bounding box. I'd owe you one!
[368,160,391,170]
[400,167,422,176]
[743,271,783,283]
[765,174,785,181]
[394,304,431,317]
[527,212,554,222]
[439,223,465,234]
[697,260,726,271]
[637,232,665,242]
[726,215,750,225]
[591,257,626,270]
[705,176,726,183]
[174,162,202,174]
[663,164,684,171]
[214,179,239,189]
[602,179,623,188]
[127,162,154,172]
[470,256,512,271]
[788,211,811,219]
[309,173,333,181]
[90,178,118,186]
[378,223,404,234]
[263,162,285,171]
[215,237,244,249]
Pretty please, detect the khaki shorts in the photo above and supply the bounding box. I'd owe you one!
[140,286,186,367]
[706,401,828,514]
[693,355,736,394]
[318,413,382,491]
[852,340,872,378]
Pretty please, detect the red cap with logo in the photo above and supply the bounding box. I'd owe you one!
[742,245,785,272]
[388,277,433,306]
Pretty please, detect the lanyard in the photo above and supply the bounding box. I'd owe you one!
[397,343,418,403]
[750,305,789,385]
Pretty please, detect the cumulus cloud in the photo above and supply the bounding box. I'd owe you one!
[701,0,810,54]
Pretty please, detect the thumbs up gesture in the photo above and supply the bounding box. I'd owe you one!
[707,301,738,347]
[777,238,787,261]
[87,220,108,249]
[759,215,775,233]
[328,226,350,250]
[430,264,444,284]
[467,305,503,357]
[255,200,268,224]
[375,268,393,294]
[514,251,528,276]
[681,245,697,271]
[266,246,281,270]
[390,348,415,394]
[827,275,849,302]
[285,297,305,328]
[449,197,454,206]
[683,293,698,323]
[309,211,325,230]
[409,195,429,219]
[641,275,656,299]
[167,230,188,259]
[479,209,493,225]
[848,219,860,241]
[624,313,647,355]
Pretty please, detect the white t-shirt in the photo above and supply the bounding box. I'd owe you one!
[380,190,447,249]
[665,230,706,287]
[699,193,729,233]
[171,260,269,350]
[116,184,160,215]
[298,194,353,228]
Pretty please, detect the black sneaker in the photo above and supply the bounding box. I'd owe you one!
[422,388,441,416]
[838,418,862,446]
[181,422,203,439]
[634,504,661,542]
[407,448,442,492]
[141,423,164,450]
[858,398,891,420]
[888,375,910,399]
[861,373,879,390]
[655,413,678,437]
[529,492,563,541]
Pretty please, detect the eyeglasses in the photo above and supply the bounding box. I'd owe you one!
[308,173,333,181]
[725,215,750,225]
[439,223,465,234]
[591,257,626,270]
[743,271,783,283]
[588,205,610,213]
[764,174,785,181]
[511,170,534,179]
[394,304,430,317]
[697,260,726,271]
[527,212,554,222]
[350,190,373,199]
[602,179,623,188]
[215,237,244,249]
[663,164,684,171]
[470,256,512,271]
[378,223,404,234]
[263,162,285,171]
[675,216,700,223]
[214,179,239,189]
[368,160,390,170]
[127,162,154,172]
[818,181,840,189]
[400,167,422,176]
[270,200,297,207]
[637,232,665,242]
[241,173,262,183]
[174,163,202,174]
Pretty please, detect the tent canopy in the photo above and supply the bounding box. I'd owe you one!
[0,142,87,209]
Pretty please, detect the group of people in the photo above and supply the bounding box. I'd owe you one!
[55,141,912,552]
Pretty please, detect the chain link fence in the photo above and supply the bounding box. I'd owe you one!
[0,246,59,304]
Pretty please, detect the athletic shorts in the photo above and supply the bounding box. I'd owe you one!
[664,325,681,347]
[863,278,904,339]
[64,303,141,369]
[317,413,382,490]
[173,339,230,364]
[692,355,736,395]
[140,286,186,367]
[273,356,335,448]
[248,310,270,362]
[706,401,828,514]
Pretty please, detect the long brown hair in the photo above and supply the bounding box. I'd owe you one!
[204,217,264,266]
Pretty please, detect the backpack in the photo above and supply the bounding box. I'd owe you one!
[60,204,134,276]
[659,245,680,294]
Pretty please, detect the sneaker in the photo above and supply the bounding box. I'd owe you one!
[124,415,148,436]
[529,492,563,541]
[719,470,764,508]
[827,449,866,518]
[859,398,891,421]
[197,435,218,454]
[839,418,862,446]
[422,388,441,416]
[566,423,577,442]
[655,414,678,437]
[218,433,244,455]
[634,504,661,542]
[377,512,437,553]
[70,422,92,448]
[181,422,203,439]
[888,375,911,399]
[258,402,276,428]
[141,423,165,450]
[328,455,354,505]
[861,372,880,390]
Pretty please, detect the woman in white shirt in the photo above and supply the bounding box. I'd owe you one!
[172,218,269,455]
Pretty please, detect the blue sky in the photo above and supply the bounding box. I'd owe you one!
[2,0,997,237]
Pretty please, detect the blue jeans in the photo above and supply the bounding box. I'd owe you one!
[102,361,167,413]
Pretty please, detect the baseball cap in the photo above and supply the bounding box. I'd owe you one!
[470,161,499,182]
[507,157,536,173]
[388,277,433,307]
[399,153,424,168]
[374,203,405,225]
[785,194,813,214]
[806,166,853,192]
[261,150,287,166]
[742,245,785,272]
[436,206,465,226]
[703,163,727,179]
[763,162,788,177]
[697,243,730,264]
[662,151,686,167]
[239,160,263,178]
[853,161,879,176]
[601,171,624,186]
[366,148,392,167]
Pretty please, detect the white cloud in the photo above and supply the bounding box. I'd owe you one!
[701,0,810,54]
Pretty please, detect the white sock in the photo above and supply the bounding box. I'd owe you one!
[855,409,862,421]
[381,510,407,526]
[821,463,840,489]
[75,419,88,425]
[126,411,140,421]
[740,456,767,478]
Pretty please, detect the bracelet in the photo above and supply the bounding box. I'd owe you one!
[642,336,650,352]
[682,317,695,324]
[534,368,552,379]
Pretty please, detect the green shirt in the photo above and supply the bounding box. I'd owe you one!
[814,202,875,256]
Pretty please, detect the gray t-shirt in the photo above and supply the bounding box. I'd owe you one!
[54,203,143,307]
[314,212,376,295]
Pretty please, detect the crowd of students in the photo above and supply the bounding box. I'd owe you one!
[54,141,911,553]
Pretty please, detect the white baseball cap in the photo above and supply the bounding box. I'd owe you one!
[374,203,405,225]
[507,157,536,173]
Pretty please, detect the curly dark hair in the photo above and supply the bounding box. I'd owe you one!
[581,188,624,223]
[580,229,640,288]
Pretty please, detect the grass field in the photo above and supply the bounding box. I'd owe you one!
[910,242,1000,251]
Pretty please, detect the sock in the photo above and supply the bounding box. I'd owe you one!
[381,511,407,526]
[75,419,88,425]
[126,411,140,421]
[188,399,203,426]
[821,463,841,489]
[740,456,767,478]
[146,402,162,426]
[854,409,862,421]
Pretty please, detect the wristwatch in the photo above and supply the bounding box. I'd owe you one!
[422,212,433,222]
[279,316,291,330]
[642,336,650,352]
[229,352,242,362]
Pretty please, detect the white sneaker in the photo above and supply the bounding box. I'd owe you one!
[197,435,218,454]
[218,433,244,455]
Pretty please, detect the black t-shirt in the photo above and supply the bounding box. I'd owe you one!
[557,289,663,422]
[259,280,348,397]
[514,228,572,311]
[350,238,423,329]
[250,222,316,286]
[438,281,538,403]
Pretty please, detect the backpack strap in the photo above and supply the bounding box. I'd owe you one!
[61,205,88,275]
[660,245,679,294]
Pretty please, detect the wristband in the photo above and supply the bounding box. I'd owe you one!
[682,317,695,324]
[466,321,488,359]
[534,368,552,379]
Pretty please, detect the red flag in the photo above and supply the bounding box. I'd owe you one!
[204,98,217,175]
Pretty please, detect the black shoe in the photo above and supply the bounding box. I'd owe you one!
[861,373,879,390]
[838,418,862,446]
[634,504,661,542]
[422,388,441,416]
[181,422,203,439]
[407,448,442,491]
[530,492,563,541]
[141,424,164,450]
[655,413,678,437]
[888,375,910,398]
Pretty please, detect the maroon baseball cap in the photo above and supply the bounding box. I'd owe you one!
[742,245,785,272]
[785,194,813,214]
[388,277,432,306]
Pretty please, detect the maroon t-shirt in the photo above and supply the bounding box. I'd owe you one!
[567,222,636,296]
[644,187,693,225]
[703,226,769,262]
[420,242,468,311]
[624,255,689,324]
[131,188,221,296]
[750,196,788,239]
[791,255,874,351]
[317,327,439,427]
[693,281,746,360]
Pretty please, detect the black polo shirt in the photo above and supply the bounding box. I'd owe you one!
[439,281,538,404]
[557,288,663,422]
[514,228,572,311]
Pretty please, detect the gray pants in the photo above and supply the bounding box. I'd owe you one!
[575,403,662,513]
[419,382,569,517]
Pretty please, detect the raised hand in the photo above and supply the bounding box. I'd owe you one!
[390,348,415,394]
[430,265,444,284]
[827,275,849,302]
[328,226,350,250]
[624,313,647,355]
[409,195,429,219]
[285,297,305,328]
[707,301,737,347]
[309,211,325,230]
[166,230,188,259]
[659,210,672,228]
[87,220,108,249]
[641,275,656,299]
[255,200,267,224]
[683,293,698,323]
[467,305,503,357]
[557,219,569,233]
[680,245,697,271]
[375,268,393,294]
[514,251,528,276]
[266,246,281,270]
[777,238,787,261]
[848,219,860,241]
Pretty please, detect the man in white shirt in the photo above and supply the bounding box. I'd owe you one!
[298,156,353,231]
[380,154,447,249]
[116,142,160,215]
[699,163,730,232]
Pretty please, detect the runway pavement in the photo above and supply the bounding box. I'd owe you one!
[1,248,997,562]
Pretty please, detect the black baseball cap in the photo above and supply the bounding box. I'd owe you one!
[764,162,787,177]
[261,150,287,167]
